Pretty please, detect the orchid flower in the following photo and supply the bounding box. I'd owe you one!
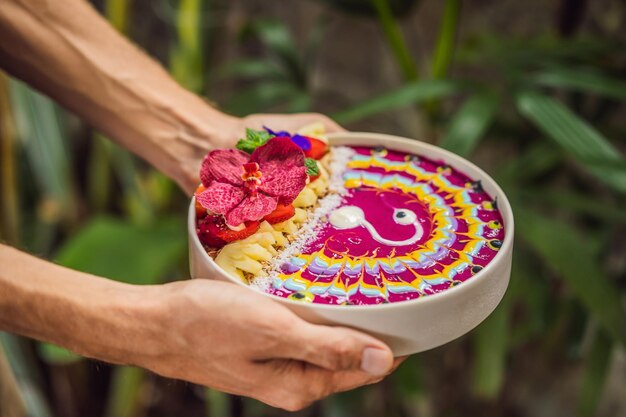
[196,137,307,227]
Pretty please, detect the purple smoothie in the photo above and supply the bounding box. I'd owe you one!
[265,146,505,305]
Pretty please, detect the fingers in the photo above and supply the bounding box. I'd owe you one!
[319,115,347,133]
[255,355,402,412]
[242,113,346,135]
[298,112,346,133]
[275,320,394,376]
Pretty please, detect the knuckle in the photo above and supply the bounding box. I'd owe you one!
[312,380,334,400]
[330,339,359,369]
[305,371,335,401]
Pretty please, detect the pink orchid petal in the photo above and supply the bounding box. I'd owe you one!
[226,193,278,226]
[200,149,249,186]
[196,183,245,214]
[249,137,307,203]
[250,137,305,172]
[259,166,308,204]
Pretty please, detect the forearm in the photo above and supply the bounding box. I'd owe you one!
[0,0,237,193]
[0,244,164,365]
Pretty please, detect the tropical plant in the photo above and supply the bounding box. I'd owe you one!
[1,0,624,416]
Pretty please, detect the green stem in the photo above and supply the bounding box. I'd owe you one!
[431,0,461,80]
[1,334,54,417]
[426,0,461,118]
[101,0,154,224]
[0,74,20,246]
[205,389,229,417]
[87,134,112,213]
[370,0,419,82]
[110,145,155,225]
[171,0,205,92]
[105,0,132,32]
[104,366,147,417]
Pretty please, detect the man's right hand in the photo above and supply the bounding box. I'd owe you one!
[1,238,401,412]
[138,279,398,411]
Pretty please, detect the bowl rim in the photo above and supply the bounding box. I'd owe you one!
[188,131,515,311]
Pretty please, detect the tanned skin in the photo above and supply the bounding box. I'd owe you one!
[0,0,399,411]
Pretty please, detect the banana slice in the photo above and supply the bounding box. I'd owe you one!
[293,187,318,208]
[215,221,285,281]
[297,122,328,143]
[308,163,329,197]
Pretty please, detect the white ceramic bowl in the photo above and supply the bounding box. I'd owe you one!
[188,132,514,356]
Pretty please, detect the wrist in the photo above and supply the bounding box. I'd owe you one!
[0,246,161,365]
[165,100,241,194]
[70,281,168,367]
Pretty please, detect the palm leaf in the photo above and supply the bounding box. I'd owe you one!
[333,80,462,124]
[495,142,563,184]
[532,67,626,101]
[440,90,498,156]
[431,0,461,80]
[472,303,508,398]
[577,330,613,417]
[247,20,305,87]
[370,0,419,81]
[516,208,626,346]
[55,216,186,285]
[517,90,626,193]
[1,334,54,417]
[8,80,78,224]
[217,60,284,80]
[225,82,302,116]
[520,189,626,226]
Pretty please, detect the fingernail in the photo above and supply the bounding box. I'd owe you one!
[361,347,391,376]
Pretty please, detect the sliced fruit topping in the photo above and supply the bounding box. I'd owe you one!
[198,214,261,247]
[197,215,227,248]
[262,203,295,224]
[195,184,208,217]
[218,221,261,242]
[303,137,328,160]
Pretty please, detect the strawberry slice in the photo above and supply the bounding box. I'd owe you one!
[262,203,295,224]
[217,221,261,242]
[195,184,208,218]
[197,215,227,248]
[207,214,261,243]
[303,137,328,160]
[198,214,261,246]
[308,173,320,183]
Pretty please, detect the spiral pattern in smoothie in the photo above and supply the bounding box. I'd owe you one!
[266,146,505,305]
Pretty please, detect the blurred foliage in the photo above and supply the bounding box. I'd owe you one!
[219,17,327,114]
[316,0,419,18]
[1,0,626,416]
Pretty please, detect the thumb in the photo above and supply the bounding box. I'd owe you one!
[279,320,394,376]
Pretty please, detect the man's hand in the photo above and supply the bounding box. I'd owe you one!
[0,0,345,198]
[0,246,402,411]
[138,279,396,411]
[216,113,345,149]
[178,112,346,194]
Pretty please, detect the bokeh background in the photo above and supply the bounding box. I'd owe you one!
[1,0,626,416]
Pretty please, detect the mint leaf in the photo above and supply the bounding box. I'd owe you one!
[236,129,272,154]
[305,158,320,176]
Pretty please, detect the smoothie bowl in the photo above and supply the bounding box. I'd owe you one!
[188,129,514,355]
